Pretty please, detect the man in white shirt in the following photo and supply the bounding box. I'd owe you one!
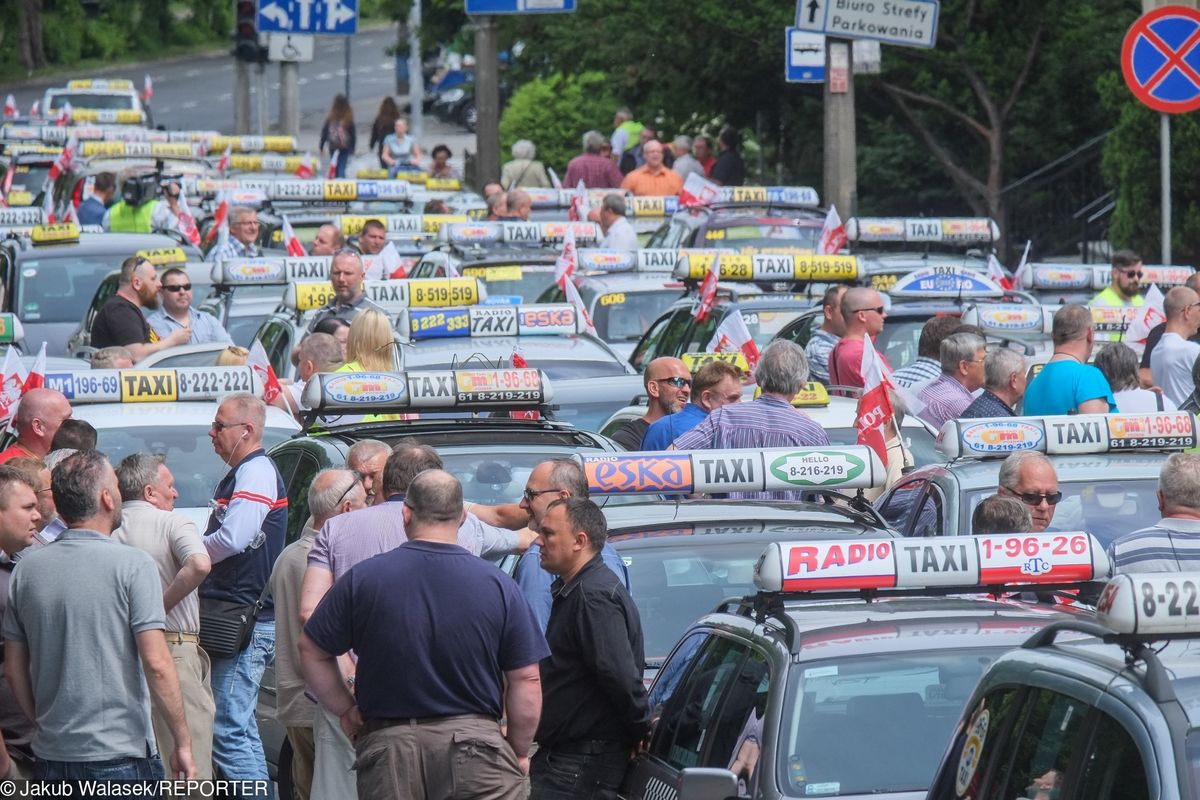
[597,194,639,251]
[1151,286,1200,406]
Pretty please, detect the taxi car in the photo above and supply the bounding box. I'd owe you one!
[622,529,1109,800]
[42,79,148,126]
[644,186,824,252]
[845,216,998,294]
[874,410,1196,546]
[45,365,300,528]
[0,223,201,355]
[0,145,62,207]
[1019,261,1194,306]
[927,570,1200,800]
[268,367,622,543]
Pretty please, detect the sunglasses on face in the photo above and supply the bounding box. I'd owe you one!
[655,377,691,389]
[162,284,192,293]
[1120,270,1143,279]
[1012,490,1063,506]
[852,306,885,315]
[522,487,558,504]
[210,420,248,433]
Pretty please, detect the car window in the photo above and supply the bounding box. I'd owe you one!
[649,636,748,771]
[17,254,137,324]
[985,689,1088,800]
[877,481,926,534]
[656,309,701,363]
[911,484,945,537]
[592,290,684,344]
[646,632,707,738]
[1077,712,1149,800]
[929,687,1027,800]
[630,309,685,371]
[280,450,322,545]
[708,648,770,796]
[258,320,294,377]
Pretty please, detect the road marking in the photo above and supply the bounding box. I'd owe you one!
[217,93,232,102]
[298,78,309,86]
[316,72,333,80]
[185,69,201,78]
[181,101,197,109]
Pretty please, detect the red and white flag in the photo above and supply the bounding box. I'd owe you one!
[3,95,15,119]
[1126,283,1166,346]
[819,205,848,254]
[857,334,895,469]
[554,226,578,288]
[377,240,403,278]
[1,167,15,206]
[142,74,153,103]
[326,150,340,180]
[679,171,721,208]
[40,180,55,224]
[204,191,230,245]
[567,180,587,222]
[22,342,46,392]
[55,102,72,127]
[216,144,233,174]
[47,134,77,183]
[706,311,760,371]
[247,340,283,403]
[1011,240,1033,289]
[546,167,563,190]
[60,197,77,225]
[295,152,315,179]
[986,253,1011,290]
[281,217,306,257]
[511,349,528,368]
[562,277,597,336]
[693,253,722,321]
[0,347,27,425]
[28,100,39,118]
[175,185,202,246]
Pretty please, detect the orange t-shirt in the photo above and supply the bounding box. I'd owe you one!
[621,165,684,197]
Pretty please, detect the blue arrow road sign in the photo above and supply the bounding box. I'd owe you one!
[258,0,358,35]
[787,28,825,83]
[465,0,575,14]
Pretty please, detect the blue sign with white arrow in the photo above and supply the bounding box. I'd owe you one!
[258,0,358,35]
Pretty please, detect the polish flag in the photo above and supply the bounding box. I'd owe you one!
[819,205,848,254]
[60,197,77,225]
[706,311,760,371]
[204,191,230,245]
[554,226,578,288]
[1,167,14,206]
[47,134,77,183]
[857,334,895,469]
[55,102,72,127]
[986,253,1012,290]
[22,342,46,391]
[216,144,233,175]
[1125,283,1166,346]
[376,240,403,278]
[546,167,563,190]
[247,340,283,403]
[175,185,202,246]
[295,153,315,179]
[567,180,587,222]
[1011,240,1033,289]
[511,349,528,368]
[326,150,339,180]
[679,171,721,208]
[40,180,55,224]
[281,216,306,257]
[3,96,15,119]
[693,253,721,321]
[562,278,597,336]
[28,101,39,117]
[0,347,27,425]
[142,74,153,103]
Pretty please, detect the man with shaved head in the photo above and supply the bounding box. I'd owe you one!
[1151,285,1200,406]
[309,224,345,257]
[306,250,385,332]
[91,256,191,358]
[612,356,692,450]
[0,389,71,465]
[828,287,889,390]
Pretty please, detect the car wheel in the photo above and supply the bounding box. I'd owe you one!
[463,101,477,132]
[277,736,294,800]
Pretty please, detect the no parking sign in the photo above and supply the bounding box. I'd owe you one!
[1121,5,1200,113]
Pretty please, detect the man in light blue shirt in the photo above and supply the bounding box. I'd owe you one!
[510,459,629,632]
[147,268,232,346]
[642,359,744,450]
[1024,304,1116,415]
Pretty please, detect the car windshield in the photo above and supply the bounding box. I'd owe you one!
[17,253,127,323]
[439,450,549,505]
[409,356,627,381]
[91,425,293,510]
[826,423,939,467]
[964,478,1159,549]
[461,268,556,303]
[48,92,135,110]
[592,290,684,343]
[873,320,928,372]
[7,164,51,194]
[780,649,996,796]
[707,223,820,252]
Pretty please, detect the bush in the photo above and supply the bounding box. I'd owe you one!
[499,72,617,177]
[42,5,85,65]
[82,19,126,61]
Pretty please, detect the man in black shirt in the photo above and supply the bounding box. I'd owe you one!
[531,496,649,800]
[611,357,691,450]
[90,256,190,360]
[711,127,746,187]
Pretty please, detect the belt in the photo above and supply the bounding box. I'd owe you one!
[163,632,200,644]
[361,713,497,736]
[548,739,627,756]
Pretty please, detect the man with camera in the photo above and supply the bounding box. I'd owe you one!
[102,172,182,234]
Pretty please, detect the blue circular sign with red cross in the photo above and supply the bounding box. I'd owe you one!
[1122,5,1200,113]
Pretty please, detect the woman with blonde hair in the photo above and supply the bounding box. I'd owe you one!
[337,309,396,372]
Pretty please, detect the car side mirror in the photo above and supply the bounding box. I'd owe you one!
[677,767,740,800]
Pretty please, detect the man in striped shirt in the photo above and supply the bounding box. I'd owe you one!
[673,340,829,500]
[1110,453,1200,573]
[917,332,987,429]
[803,285,847,385]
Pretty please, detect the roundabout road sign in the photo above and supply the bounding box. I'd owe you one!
[1121,4,1200,114]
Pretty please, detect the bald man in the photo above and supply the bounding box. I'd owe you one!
[1151,286,1200,406]
[828,287,889,390]
[0,389,72,464]
[611,357,692,450]
[309,224,345,257]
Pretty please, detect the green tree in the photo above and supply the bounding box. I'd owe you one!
[499,71,616,173]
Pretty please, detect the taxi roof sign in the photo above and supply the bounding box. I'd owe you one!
[80,142,206,160]
[283,277,486,313]
[752,381,831,407]
[754,531,1109,593]
[442,221,601,247]
[43,366,262,404]
[68,109,147,125]
[960,303,1052,335]
[205,135,298,153]
[673,252,859,283]
[397,304,585,341]
[0,207,45,227]
[1096,572,1200,637]
[135,247,188,267]
[576,446,885,496]
[65,79,134,90]
[846,217,1000,244]
[302,368,553,413]
[30,223,80,245]
[937,411,1200,459]
[355,167,427,183]
[227,154,319,174]
[681,352,750,374]
[265,178,411,203]
[336,213,425,237]
[1021,264,1195,291]
[889,266,1006,298]
[711,185,820,206]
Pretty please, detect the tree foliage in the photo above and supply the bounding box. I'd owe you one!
[498,71,616,173]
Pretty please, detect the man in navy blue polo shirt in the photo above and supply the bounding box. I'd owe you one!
[300,470,548,800]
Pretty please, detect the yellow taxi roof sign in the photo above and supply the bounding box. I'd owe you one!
[674,252,859,282]
[135,247,188,267]
[750,380,829,406]
[30,223,80,245]
[682,352,749,373]
[66,79,134,90]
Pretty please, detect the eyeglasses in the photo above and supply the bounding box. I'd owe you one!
[336,476,362,506]
[522,487,559,504]
[1011,490,1063,506]
[162,283,192,293]
[852,306,885,315]
[210,420,249,433]
[1119,270,1143,279]
[655,377,691,389]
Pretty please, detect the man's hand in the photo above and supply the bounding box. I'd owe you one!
[515,528,538,553]
[170,745,197,779]
[340,705,364,742]
[164,327,191,347]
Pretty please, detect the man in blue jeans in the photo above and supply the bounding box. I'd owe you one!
[202,394,287,783]
[3,454,196,782]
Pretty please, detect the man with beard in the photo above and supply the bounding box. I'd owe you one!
[90,256,190,359]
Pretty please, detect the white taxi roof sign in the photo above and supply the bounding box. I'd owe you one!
[846,217,1000,244]
[283,277,486,313]
[712,186,820,206]
[66,79,134,90]
[1096,573,1200,636]
[0,207,45,227]
[302,368,553,412]
[576,249,637,273]
[960,303,1052,335]
[442,221,602,247]
[336,213,425,237]
[889,266,1006,298]
[937,411,1200,459]
[576,446,885,496]
[673,252,859,282]
[396,304,584,341]
[264,178,411,202]
[43,366,261,404]
[212,258,289,286]
[1020,264,1094,291]
[754,531,1109,593]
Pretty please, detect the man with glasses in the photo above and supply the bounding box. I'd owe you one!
[611,356,692,450]
[996,451,1061,533]
[917,332,988,428]
[828,287,889,390]
[201,393,287,782]
[1110,452,1200,573]
[206,206,261,263]
[1150,286,1200,407]
[1023,304,1116,415]
[641,359,743,450]
[1090,249,1146,310]
[306,250,386,332]
[1139,271,1200,385]
[147,268,232,346]
[91,256,191,359]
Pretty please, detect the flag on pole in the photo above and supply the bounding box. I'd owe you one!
[3,95,15,119]
[819,205,848,254]
[216,144,233,175]
[511,349,528,368]
[40,180,55,224]
[693,253,721,321]
[547,167,563,190]
[175,184,201,246]
[247,341,283,403]
[55,102,72,127]
[295,152,315,179]
[986,253,1011,289]
[60,197,77,225]
[142,74,153,103]
[857,334,895,469]
[377,241,404,278]
[204,191,230,245]
[0,167,14,207]
[22,342,46,392]
[47,135,77,183]
[562,278,597,336]
[1011,240,1033,289]
[0,347,27,426]
[567,180,587,222]
[706,311,760,371]
[28,100,39,117]
[554,226,578,288]
[281,217,306,257]
[326,150,340,180]
[679,172,721,208]
[1125,283,1166,346]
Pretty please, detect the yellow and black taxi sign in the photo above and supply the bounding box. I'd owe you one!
[30,223,80,245]
[136,247,188,266]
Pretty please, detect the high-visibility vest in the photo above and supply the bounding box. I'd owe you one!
[107,200,156,233]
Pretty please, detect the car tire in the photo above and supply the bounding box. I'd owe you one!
[277,736,294,800]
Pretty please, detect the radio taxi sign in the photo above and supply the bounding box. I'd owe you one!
[794,0,939,49]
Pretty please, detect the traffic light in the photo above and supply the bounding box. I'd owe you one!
[234,0,264,62]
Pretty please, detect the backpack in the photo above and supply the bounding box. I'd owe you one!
[327,121,348,150]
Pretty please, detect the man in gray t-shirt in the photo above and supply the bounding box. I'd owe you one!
[2,451,196,781]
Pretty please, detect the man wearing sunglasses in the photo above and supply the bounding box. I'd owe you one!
[147,268,232,346]
[91,256,191,360]
[1090,249,1146,310]
[996,451,1060,533]
[611,357,692,450]
[828,287,889,391]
